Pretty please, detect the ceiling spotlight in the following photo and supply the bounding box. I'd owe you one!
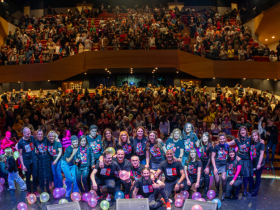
[267,79,269,80]
[105,68,107,70]
[176,71,179,73]
[265,39,268,41]
[243,78,246,80]
[48,80,50,82]
[130,72,133,74]
[274,79,277,81]
[130,68,133,70]
[18,81,20,83]
[213,77,215,79]
[107,71,109,72]
[272,36,275,39]
[155,67,158,69]
[84,72,87,75]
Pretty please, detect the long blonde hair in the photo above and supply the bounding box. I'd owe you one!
[118,131,130,146]
[4,148,13,157]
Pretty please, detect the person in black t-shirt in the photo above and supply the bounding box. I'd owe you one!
[154,150,185,198]
[199,132,213,197]
[225,148,242,200]
[184,149,202,196]
[34,129,52,193]
[18,127,39,197]
[91,151,121,201]
[265,120,278,164]
[133,167,171,210]
[131,155,145,186]
[212,132,229,198]
[114,149,132,198]
[116,131,133,160]
[249,130,265,196]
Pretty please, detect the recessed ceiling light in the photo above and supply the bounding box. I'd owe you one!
[155,67,158,69]
[48,80,50,82]
[176,71,179,73]
[267,79,269,80]
[107,71,109,72]
[213,77,215,79]
[130,68,133,70]
[105,68,107,70]
[18,81,20,83]
[272,36,275,39]
[274,79,277,81]
[243,78,246,80]
[152,72,154,73]
[265,39,268,41]
[84,72,87,75]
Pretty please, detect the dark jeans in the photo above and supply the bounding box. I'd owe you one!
[164,178,184,198]
[185,175,203,192]
[24,158,38,193]
[225,177,242,198]
[149,188,169,209]
[266,142,277,163]
[251,167,263,195]
[95,178,115,196]
[75,167,89,193]
[115,179,131,195]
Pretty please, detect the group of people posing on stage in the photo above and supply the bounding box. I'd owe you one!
[14,120,265,210]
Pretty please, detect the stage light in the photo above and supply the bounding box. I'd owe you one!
[265,39,268,41]
[267,79,269,80]
[1,0,4,2]
[48,80,50,82]
[84,72,87,75]
[213,77,215,79]
[243,78,246,80]
[18,81,20,83]
[155,67,158,69]
[272,36,275,39]
[176,71,179,73]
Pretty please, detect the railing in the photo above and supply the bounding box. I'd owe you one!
[241,0,280,23]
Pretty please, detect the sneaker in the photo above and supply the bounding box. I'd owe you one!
[166,202,171,210]
[34,191,40,197]
[106,194,111,201]
[161,198,172,205]
[21,188,27,191]
[8,188,15,191]
[96,195,103,200]
[125,194,129,199]
[25,192,31,198]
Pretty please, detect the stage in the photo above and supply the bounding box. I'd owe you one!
[0,177,279,210]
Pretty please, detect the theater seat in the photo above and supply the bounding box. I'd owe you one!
[261,56,269,62]
[231,130,238,138]
[253,56,261,61]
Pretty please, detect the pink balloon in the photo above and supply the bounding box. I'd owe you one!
[119,170,130,181]
[207,190,216,200]
[17,202,28,210]
[89,190,97,198]
[196,198,206,202]
[82,193,91,202]
[59,188,66,196]
[71,192,81,202]
[0,185,3,193]
[174,193,183,200]
[88,197,98,207]
[192,192,201,200]
[191,204,203,210]
[27,194,37,204]
[175,199,183,207]
[53,188,61,199]
[0,178,5,185]
[181,190,189,200]
[136,195,144,199]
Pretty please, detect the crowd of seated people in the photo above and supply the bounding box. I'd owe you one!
[0,82,278,206]
[180,7,279,61]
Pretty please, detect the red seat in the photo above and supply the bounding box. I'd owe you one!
[231,130,239,138]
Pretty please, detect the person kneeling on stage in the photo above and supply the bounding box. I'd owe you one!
[114,149,132,199]
[225,148,242,200]
[91,151,121,201]
[184,149,203,197]
[154,150,185,199]
[133,167,171,210]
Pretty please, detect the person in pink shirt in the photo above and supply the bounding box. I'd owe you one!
[61,130,72,150]
[1,131,15,151]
